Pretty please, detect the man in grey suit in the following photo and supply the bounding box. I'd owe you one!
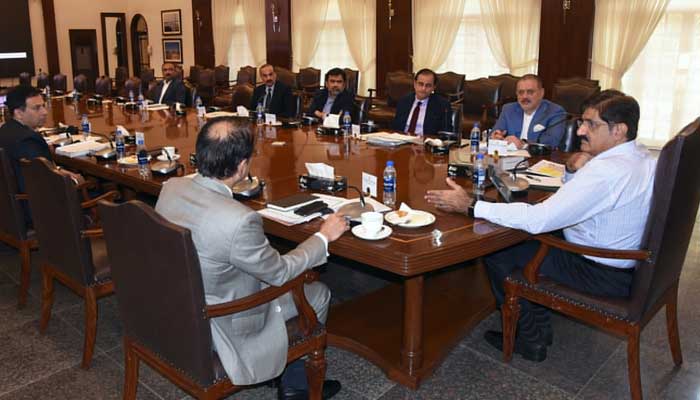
[155,117,348,400]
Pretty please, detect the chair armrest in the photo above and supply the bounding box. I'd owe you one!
[522,234,651,284]
[205,270,319,319]
[14,193,29,201]
[81,190,120,210]
[81,228,104,239]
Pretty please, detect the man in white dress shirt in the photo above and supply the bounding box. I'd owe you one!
[425,91,655,362]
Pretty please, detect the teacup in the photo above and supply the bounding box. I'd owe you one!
[361,211,384,237]
[162,146,176,159]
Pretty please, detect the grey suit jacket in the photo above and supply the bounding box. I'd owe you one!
[155,174,327,385]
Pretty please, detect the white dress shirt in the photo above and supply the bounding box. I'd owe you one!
[475,140,656,268]
[157,80,171,104]
[404,97,430,135]
[520,108,537,141]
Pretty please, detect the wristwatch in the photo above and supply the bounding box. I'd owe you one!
[467,197,477,218]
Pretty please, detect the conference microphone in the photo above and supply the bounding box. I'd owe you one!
[337,185,374,219]
[528,115,571,155]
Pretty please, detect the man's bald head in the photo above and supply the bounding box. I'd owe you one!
[196,117,255,179]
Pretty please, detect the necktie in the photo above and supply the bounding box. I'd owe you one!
[264,87,272,111]
[407,101,422,134]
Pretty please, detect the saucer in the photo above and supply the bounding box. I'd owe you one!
[117,154,151,165]
[351,224,392,240]
[157,154,181,161]
[385,210,436,228]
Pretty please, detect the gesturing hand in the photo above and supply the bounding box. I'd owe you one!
[425,178,473,214]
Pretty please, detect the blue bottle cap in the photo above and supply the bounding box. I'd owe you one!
[476,153,484,160]
[387,160,394,166]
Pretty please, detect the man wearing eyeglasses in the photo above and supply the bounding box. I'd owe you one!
[491,74,566,149]
[425,90,655,362]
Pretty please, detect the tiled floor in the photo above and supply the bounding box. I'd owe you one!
[0,214,699,399]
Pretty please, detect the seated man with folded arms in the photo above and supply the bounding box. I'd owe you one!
[425,91,655,362]
[391,68,450,136]
[155,117,347,400]
[250,64,296,118]
[491,74,566,149]
[307,68,358,123]
[149,63,186,105]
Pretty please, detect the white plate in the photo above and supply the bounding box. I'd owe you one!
[267,121,283,126]
[117,154,152,165]
[385,210,436,228]
[157,154,181,161]
[351,225,392,240]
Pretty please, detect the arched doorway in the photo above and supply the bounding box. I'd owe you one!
[130,14,150,76]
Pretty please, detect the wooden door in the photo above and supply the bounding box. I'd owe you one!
[69,29,98,91]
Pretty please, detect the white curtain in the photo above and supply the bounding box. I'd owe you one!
[479,0,541,75]
[338,0,376,95]
[212,0,238,66]
[591,0,669,89]
[411,0,465,71]
[241,0,267,66]
[291,0,330,71]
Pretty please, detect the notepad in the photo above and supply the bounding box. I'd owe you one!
[266,193,319,212]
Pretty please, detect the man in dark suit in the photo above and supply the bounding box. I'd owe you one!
[149,63,186,105]
[391,68,450,135]
[307,68,358,123]
[249,64,295,118]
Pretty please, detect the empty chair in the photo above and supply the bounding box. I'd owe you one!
[196,68,216,105]
[235,65,256,86]
[19,72,32,87]
[552,82,601,116]
[557,76,599,88]
[122,77,141,98]
[115,66,128,91]
[139,68,155,94]
[297,67,321,94]
[461,77,501,132]
[230,83,254,109]
[274,67,298,91]
[73,74,89,93]
[0,149,38,307]
[367,70,414,126]
[343,68,359,97]
[52,74,67,92]
[95,76,112,96]
[502,117,700,400]
[21,157,119,368]
[36,71,50,89]
[489,73,520,104]
[214,65,230,88]
[189,65,203,85]
[436,71,465,103]
[98,200,328,400]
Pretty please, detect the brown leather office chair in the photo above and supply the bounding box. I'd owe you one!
[73,74,89,94]
[367,70,414,126]
[115,66,128,92]
[122,77,142,98]
[489,73,520,105]
[274,67,298,91]
[98,200,328,400]
[195,69,216,106]
[139,68,155,94]
[343,68,359,97]
[436,71,465,103]
[36,71,50,89]
[0,149,38,307]
[20,157,119,369]
[236,65,257,86]
[557,76,599,88]
[19,72,32,87]
[461,77,501,133]
[95,76,112,96]
[189,65,203,86]
[214,65,230,88]
[52,74,67,93]
[230,83,254,109]
[552,82,601,116]
[557,116,580,152]
[502,117,700,400]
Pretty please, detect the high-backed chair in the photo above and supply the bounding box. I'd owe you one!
[115,66,128,92]
[196,68,216,105]
[214,65,230,88]
[235,65,256,86]
[98,200,328,400]
[297,67,321,104]
[501,117,700,400]
[552,82,601,116]
[558,117,580,152]
[557,76,599,88]
[122,77,142,98]
[21,157,119,369]
[139,68,155,94]
[189,65,203,86]
[231,83,254,109]
[0,149,38,307]
[73,74,89,94]
[274,67,298,91]
[367,70,414,126]
[52,74,67,93]
[95,76,112,96]
[343,68,359,97]
[489,73,520,104]
[436,71,465,103]
[461,78,501,132]
[19,72,32,87]
[36,71,50,89]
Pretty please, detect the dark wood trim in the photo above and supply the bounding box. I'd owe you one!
[100,13,129,77]
[265,0,292,69]
[191,0,215,67]
[41,0,60,75]
[375,0,412,95]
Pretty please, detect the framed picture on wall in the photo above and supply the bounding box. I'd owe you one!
[161,9,182,35]
[162,39,183,64]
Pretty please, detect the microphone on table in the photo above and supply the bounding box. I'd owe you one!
[337,185,374,219]
[527,115,570,155]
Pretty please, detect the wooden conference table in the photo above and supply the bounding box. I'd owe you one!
[47,98,560,389]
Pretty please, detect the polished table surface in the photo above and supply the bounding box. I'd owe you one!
[47,98,563,388]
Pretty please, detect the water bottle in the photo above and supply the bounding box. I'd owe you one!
[383,160,397,207]
[137,90,145,111]
[473,153,486,198]
[470,122,481,156]
[256,102,264,125]
[46,84,51,99]
[195,96,205,117]
[80,114,90,141]
[342,111,352,136]
[115,129,125,160]
[135,132,149,177]
[128,90,134,103]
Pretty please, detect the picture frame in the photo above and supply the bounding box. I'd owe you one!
[162,39,183,64]
[161,9,182,35]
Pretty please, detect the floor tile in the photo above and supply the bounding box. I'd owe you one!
[56,295,123,353]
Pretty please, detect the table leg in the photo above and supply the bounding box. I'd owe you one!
[400,275,424,373]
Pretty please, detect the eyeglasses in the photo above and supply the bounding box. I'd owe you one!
[576,118,613,130]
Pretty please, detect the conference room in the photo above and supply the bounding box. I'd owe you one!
[1,1,699,399]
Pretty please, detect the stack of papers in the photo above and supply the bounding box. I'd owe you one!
[524,160,565,191]
[55,140,109,158]
[527,160,565,178]
[361,132,422,146]
[257,193,392,226]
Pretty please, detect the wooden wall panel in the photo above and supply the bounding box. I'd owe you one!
[0,1,36,78]
[191,0,215,67]
[41,0,60,75]
[538,0,596,96]
[375,0,413,95]
[265,0,292,69]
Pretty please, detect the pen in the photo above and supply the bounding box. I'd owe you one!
[525,174,541,182]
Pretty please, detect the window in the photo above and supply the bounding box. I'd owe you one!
[226,4,255,81]
[307,0,357,85]
[436,1,509,78]
[621,0,700,147]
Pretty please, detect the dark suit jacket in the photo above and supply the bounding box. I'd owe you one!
[492,99,567,147]
[391,93,449,135]
[307,89,358,123]
[249,81,295,118]
[149,79,186,105]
